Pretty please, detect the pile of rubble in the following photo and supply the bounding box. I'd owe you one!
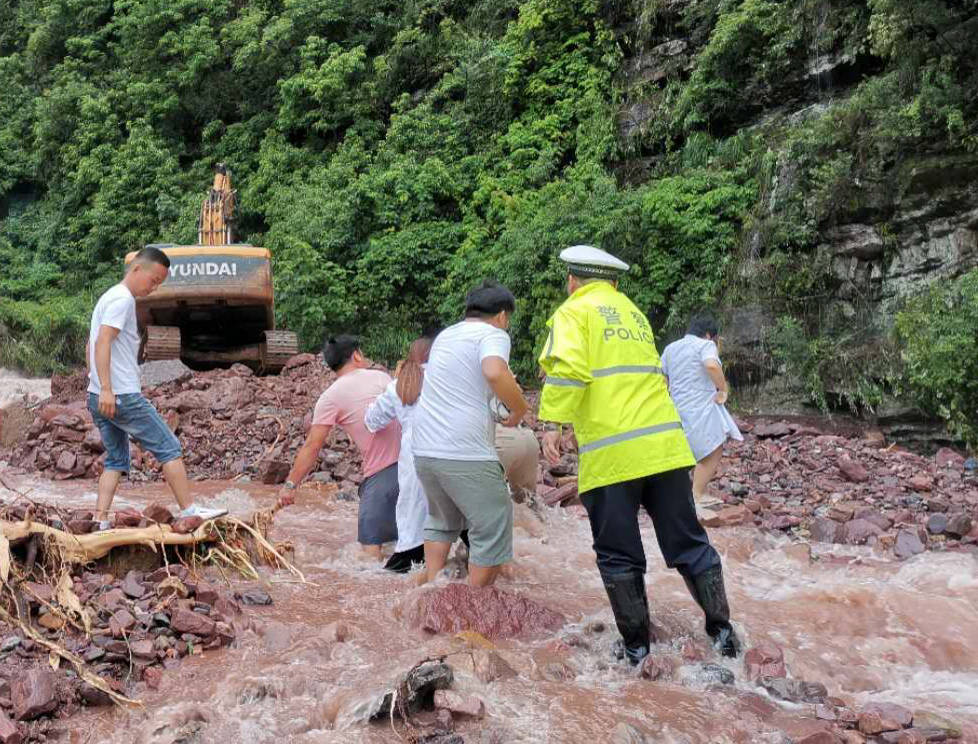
[3,354,359,489]
[697,420,978,558]
[0,520,261,742]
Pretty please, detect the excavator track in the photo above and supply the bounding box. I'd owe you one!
[260,330,299,373]
[142,326,182,362]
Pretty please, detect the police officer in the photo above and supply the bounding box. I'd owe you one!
[538,245,741,664]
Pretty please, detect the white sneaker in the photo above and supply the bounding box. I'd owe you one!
[178,504,228,521]
[97,520,112,532]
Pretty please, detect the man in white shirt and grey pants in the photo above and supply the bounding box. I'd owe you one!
[412,280,530,587]
[86,246,225,529]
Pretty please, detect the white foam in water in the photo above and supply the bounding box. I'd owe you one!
[199,487,257,515]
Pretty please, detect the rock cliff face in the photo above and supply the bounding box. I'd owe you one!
[612,0,977,445]
[821,156,978,318]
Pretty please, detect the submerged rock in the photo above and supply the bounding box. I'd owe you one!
[369,661,455,721]
[409,584,564,640]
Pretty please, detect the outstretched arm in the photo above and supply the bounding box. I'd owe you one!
[278,424,332,505]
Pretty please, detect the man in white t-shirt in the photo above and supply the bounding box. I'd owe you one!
[413,280,530,587]
[87,247,226,529]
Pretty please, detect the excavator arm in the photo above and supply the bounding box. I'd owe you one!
[197,163,236,246]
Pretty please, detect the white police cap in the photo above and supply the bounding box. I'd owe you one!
[559,245,630,279]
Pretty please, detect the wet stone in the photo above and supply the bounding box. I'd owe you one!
[0,638,20,653]
[894,529,926,560]
[373,661,454,720]
[945,513,973,538]
[609,722,650,744]
[699,663,735,685]
[759,676,827,703]
[926,514,948,534]
[743,642,786,681]
[234,588,272,606]
[122,570,146,599]
[0,710,22,744]
[433,689,485,719]
[11,670,57,721]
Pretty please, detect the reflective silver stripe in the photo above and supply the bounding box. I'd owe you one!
[544,376,586,388]
[579,422,683,454]
[591,365,663,378]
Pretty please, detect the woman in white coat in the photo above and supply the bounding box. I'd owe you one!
[660,313,743,511]
[364,336,433,572]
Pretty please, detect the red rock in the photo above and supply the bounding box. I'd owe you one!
[130,640,156,659]
[862,702,913,728]
[109,609,137,637]
[170,608,216,637]
[473,650,517,683]
[433,689,485,719]
[193,581,220,606]
[55,451,76,473]
[838,455,870,483]
[258,459,290,485]
[894,529,926,559]
[171,516,203,534]
[409,584,564,640]
[639,653,677,681]
[827,504,855,522]
[809,517,842,543]
[843,518,883,545]
[935,447,965,469]
[754,422,792,438]
[143,503,174,524]
[82,427,104,452]
[52,426,84,443]
[815,704,837,721]
[96,587,127,611]
[143,666,163,690]
[926,498,949,513]
[67,519,96,534]
[122,570,146,599]
[945,513,973,538]
[700,504,750,528]
[743,642,786,681]
[113,510,142,528]
[0,709,22,743]
[858,710,903,735]
[909,475,933,492]
[11,670,57,720]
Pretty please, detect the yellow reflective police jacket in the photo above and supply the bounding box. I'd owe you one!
[538,281,694,493]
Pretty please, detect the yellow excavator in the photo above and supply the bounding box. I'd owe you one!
[125,164,299,373]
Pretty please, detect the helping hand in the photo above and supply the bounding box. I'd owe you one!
[714,389,728,405]
[98,390,116,419]
[277,487,295,507]
[543,430,561,465]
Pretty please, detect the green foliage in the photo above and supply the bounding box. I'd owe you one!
[770,314,893,414]
[895,270,978,448]
[0,0,974,397]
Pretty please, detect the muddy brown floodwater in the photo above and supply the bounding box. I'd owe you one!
[9,475,978,744]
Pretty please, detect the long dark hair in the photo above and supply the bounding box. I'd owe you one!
[395,337,434,406]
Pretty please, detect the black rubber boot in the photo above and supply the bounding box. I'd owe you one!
[684,565,741,658]
[601,573,652,665]
[384,544,426,573]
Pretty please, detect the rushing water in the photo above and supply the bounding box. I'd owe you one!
[7,476,978,743]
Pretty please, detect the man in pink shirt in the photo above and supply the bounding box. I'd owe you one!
[279,335,400,560]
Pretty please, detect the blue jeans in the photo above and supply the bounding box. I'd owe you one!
[88,393,182,472]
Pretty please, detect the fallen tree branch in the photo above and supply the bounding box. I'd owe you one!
[0,593,142,710]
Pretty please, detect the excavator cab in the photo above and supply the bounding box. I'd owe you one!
[125,165,299,373]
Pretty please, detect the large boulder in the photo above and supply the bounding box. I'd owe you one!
[408,584,564,640]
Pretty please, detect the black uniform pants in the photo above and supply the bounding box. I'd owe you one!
[579,467,720,580]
